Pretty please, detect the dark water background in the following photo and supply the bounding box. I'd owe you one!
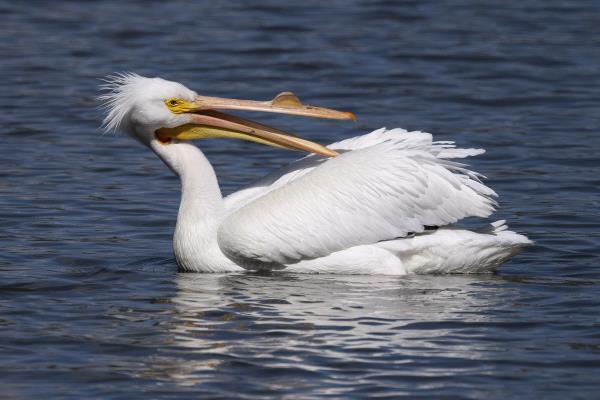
[1,1,599,398]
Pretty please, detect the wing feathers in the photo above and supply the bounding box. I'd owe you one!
[219,128,496,265]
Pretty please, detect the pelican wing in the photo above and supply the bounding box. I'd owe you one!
[219,128,497,265]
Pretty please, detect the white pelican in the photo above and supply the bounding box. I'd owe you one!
[100,73,531,274]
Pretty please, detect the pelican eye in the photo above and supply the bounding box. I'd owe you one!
[165,98,190,114]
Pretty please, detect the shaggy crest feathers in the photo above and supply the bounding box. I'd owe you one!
[98,73,144,132]
[98,73,195,132]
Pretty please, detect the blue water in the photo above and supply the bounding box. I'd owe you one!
[1,1,599,398]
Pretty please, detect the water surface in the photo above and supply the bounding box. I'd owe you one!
[1,1,599,398]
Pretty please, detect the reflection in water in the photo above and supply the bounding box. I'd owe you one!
[2,0,600,397]
[150,273,510,391]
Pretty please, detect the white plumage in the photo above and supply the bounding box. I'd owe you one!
[101,74,531,274]
[221,128,496,264]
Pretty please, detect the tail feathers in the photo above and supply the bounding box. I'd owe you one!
[489,219,508,233]
[382,220,532,274]
[485,220,533,246]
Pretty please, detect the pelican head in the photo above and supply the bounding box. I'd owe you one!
[100,73,354,157]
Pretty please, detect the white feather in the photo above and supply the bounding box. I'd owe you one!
[100,74,531,275]
[99,73,195,132]
[219,128,498,265]
[285,221,532,275]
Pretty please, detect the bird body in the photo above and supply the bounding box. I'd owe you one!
[101,74,530,275]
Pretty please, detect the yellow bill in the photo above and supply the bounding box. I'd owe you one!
[156,92,356,157]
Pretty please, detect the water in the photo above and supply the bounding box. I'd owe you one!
[1,0,599,398]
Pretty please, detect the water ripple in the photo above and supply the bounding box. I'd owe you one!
[1,0,599,398]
